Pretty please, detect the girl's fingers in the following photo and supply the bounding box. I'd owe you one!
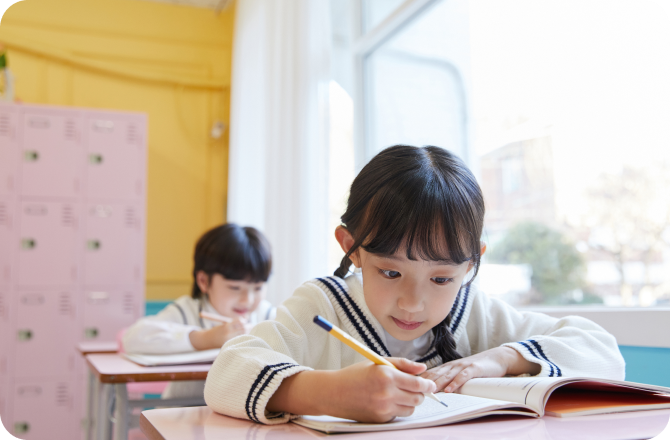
[393,388,426,408]
[387,357,427,375]
[394,404,418,418]
[394,371,436,394]
[444,365,476,393]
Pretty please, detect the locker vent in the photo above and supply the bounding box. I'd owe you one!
[125,207,136,228]
[0,294,5,318]
[0,114,10,137]
[62,205,74,227]
[64,120,77,141]
[58,293,73,316]
[55,383,69,407]
[123,293,134,315]
[0,203,6,225]
[127,124,139,144]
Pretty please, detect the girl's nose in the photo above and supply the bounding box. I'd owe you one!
[397,291,424,313]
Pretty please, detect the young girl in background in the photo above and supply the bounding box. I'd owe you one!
[204,145,624,423]
[123,223,275,398]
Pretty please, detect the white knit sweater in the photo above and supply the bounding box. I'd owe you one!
[123,295,275,398]
[204,274,625,424]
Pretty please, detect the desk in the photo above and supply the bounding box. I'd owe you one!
[140,406,670,440]
[78,342,119,440]
[85,353,210,440]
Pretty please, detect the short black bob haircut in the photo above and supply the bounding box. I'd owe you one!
[334,145,485,364]
[191,223,272,299]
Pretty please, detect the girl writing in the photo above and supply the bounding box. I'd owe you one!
[123,223,275,398]
[204,146,624,423]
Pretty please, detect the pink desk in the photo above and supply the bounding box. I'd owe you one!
[140,406,670,440]
[85,353,211,440]
[77,341,119,355]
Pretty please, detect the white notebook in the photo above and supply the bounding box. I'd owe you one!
[123,349,220,366]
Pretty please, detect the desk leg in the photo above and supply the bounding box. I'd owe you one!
[94,382,113,440]
[113,384,129,440]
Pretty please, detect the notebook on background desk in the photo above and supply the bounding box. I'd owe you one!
[293,377,670,433]
[123,349,220,366]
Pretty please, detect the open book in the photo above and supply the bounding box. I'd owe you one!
[292,377,670,433]
[123,349,220,366]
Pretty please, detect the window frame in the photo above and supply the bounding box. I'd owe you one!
[349,0,670,346]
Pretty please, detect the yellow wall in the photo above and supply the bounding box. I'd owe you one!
[0,0,233,300]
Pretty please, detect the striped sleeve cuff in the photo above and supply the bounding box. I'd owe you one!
[245,363,311,425]
[503,339,563,377]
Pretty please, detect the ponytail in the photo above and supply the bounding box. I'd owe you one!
[431,314,462,363]
[334,254,353,279]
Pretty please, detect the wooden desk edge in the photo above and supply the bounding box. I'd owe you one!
[140,413,166,440]
[84,356,209,383]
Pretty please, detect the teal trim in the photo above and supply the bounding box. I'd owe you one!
[145,300,171,316]
[619,345,670,387]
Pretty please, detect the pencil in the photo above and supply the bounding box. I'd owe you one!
[200,311,233,323]
[313,315,447,407]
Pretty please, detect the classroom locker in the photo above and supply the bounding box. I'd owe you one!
[14,290,78,379]
[83,202,143,286]
[17,200,80,287]
[85,113,145,200]
[11,378,78,440]
[0,289,12,379]
[0,107,19,196]
[82,289,141,342]
[0,198,15,286]
[20,110,83,199]
[0,379,9,434]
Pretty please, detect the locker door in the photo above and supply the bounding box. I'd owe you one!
[82,289,140,342]
[0,289,12,379]
[83,203,143,286]
[0,108,19,196]
[86,114,145,200]
[14,291,77,379]
[20,110,83,199]
[0,199,15,285]
[18,201,79,287]
[11,379,78,440]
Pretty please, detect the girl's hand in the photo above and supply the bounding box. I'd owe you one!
[420,347,541,393]
[267,358,437,423]
[189,318,247,350]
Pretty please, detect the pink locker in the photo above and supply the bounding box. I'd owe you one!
[82,288,141,342]
[14,290,77,379]
[20,108,83,199]
[17,200,80,287]
[0,289,12,379]
[11,379,78,440]
[83,202,143,286]
[86,113,146,200]
[0,198,15,285]
[0,106,19,196]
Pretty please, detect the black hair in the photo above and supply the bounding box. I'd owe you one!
[191,223,272,299]
[334,145,485,364]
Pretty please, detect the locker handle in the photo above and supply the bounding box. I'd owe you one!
[14,422,30,435]
[89,154,103,164]
[84,327,99,339]
[21,238,36,249]
[17,329,33,341]
[87,240,101,250]
[23,150,39,162]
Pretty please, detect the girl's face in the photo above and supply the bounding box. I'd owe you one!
[196,272,266,319]
[336,227,481,341]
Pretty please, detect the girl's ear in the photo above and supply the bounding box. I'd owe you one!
[195,270,211,295]
[467,242,487,272]
[335,226,362,268]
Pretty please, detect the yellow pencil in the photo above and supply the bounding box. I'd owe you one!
[313,315,446,407]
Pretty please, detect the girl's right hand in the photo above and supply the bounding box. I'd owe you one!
[189,318,247,350]
[268,357,436,423]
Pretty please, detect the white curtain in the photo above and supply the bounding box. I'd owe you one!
[227,0,331,305]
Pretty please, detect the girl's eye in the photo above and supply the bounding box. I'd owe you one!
[228,286,240,291]
[379,269,401,279]
[431,277,453,285]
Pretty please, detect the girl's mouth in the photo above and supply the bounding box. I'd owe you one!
[392,317,423,331]
[233,308,249,315]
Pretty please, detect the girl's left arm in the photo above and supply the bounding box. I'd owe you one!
[422,289,625,391]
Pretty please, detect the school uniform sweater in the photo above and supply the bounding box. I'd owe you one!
[123,295,275,398]
[203,274,625,424]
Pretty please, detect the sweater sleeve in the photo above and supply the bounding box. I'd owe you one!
[466,291,625,380]
[204,281,338,425]
[122,301,201,354]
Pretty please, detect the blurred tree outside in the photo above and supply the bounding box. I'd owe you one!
[488,222,591,304]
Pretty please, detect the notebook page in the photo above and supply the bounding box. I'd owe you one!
[459,377,565,413]
[123,349,220,366]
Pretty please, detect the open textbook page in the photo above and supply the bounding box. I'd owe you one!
[123,349,220,366]
[458,377,670,417]
[292,392,537,433]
